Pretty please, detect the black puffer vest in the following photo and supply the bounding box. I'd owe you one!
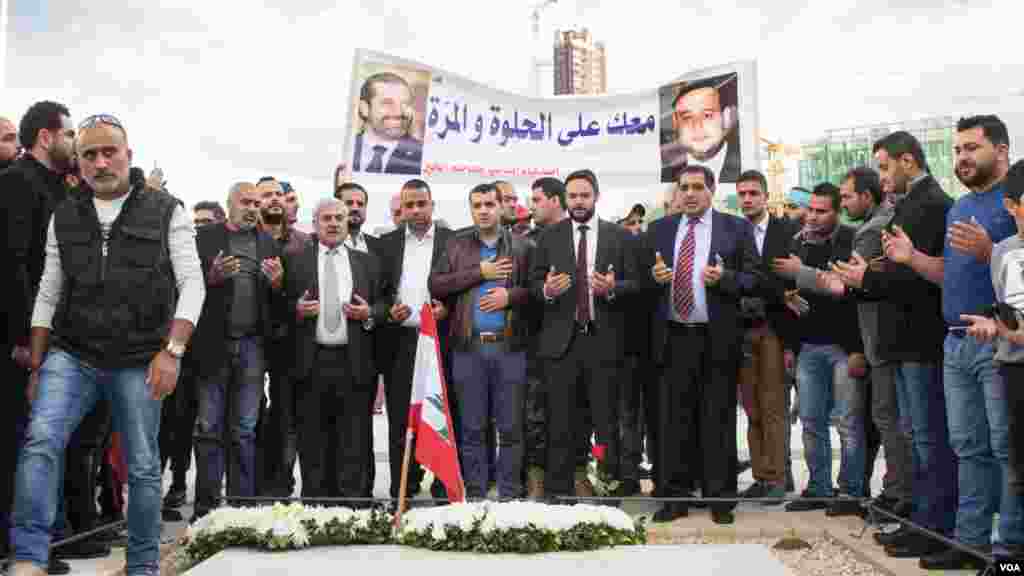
[51,183,181,368]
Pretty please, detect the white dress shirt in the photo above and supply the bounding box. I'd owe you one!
[32,201,205,329]
[671,209,713,324]
[359,131,397,173]
[398,223,436,328]
[571,214,599,320]
[316,242,353,346]
[751,211,769,256]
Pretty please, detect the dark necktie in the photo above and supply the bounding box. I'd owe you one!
[576,224,590,324]
[673,218,697,319]
[367,145,386,173]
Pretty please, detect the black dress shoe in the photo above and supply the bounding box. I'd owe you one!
[711,510,735,525]
[919,547,987,570]
[54,539,111,560]
[48,557,71,575]
[653,503,688,523]
[785,490,829,512]
[873,526,910,546]
[825,498,865,517]
[739,481,765,499]
[885,533,947,558]
[163,484,187,509]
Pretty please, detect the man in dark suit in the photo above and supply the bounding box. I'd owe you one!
[284,198,390,502]
[375,179,453,501]
[529,169,640,500]
[190,182,285,520]
[646,164,759,524]
[734,170,799,503]
[351,72,423,175]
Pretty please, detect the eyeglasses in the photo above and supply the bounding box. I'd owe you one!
[78,114,126,133]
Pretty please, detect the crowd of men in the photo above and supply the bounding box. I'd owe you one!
[2,101,1024,576]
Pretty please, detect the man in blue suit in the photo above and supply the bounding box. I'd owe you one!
[645,164,760,524]
[352,72,423,175]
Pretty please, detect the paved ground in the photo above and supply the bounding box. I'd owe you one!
[49,408,973,575]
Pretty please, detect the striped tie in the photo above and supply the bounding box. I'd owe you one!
[673,218,698,319]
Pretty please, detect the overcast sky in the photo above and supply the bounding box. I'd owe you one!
[3,0,1021,228]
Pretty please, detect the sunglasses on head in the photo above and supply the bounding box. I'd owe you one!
[78,114,126,133]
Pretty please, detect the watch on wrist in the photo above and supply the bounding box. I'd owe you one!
[363,317,375,331]
[165,339,186,359]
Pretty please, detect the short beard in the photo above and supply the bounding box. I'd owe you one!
[261,211,284,226]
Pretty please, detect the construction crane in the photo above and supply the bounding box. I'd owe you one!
[760,136,802,211]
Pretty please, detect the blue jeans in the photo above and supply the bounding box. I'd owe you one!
[797,343,865,497]
[11,348,162,575]
[894,360,957,535]
[193,337,265,516]
[452,346,526,499]
[945,334,1024,552]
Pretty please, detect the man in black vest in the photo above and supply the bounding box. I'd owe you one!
[9,114,205,576]
[190,182,284,520]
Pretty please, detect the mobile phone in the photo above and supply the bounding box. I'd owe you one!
[991,302,1020,331]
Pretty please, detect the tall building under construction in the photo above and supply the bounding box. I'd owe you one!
[553,28,607,96]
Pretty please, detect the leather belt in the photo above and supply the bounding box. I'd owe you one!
[477,332,505,343]
[670,321,707,331]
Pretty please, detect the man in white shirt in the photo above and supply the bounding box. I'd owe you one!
[376,179,452,500]
[286,199,388,502]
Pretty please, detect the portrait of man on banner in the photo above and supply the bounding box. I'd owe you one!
[352,66,430,175]
[659,72,741,184]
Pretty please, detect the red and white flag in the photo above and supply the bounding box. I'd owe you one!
[408,303,465,502]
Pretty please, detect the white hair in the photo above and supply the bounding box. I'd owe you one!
[312,197,348,221]
[226,182,251,207]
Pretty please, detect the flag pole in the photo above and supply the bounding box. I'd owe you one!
[393,428,415,531]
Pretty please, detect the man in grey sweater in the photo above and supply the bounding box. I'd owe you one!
[836,167,912,518]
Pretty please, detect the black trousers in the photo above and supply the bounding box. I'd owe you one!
[298,345,373,501]
[1002,364,1024,497]
[0,356,28,554]
[263,338,298,497]
[618,354,644,482]
[159,362,196,489]
[382,327,424,498]
[65,399,111,533]
[658,324,738,512]
[544,329,619,497]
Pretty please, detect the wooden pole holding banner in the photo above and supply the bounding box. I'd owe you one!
[393,428,416,531]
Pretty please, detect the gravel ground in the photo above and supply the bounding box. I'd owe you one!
[647,534,890,576]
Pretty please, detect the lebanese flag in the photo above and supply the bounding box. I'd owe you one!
[408,303,465,502]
